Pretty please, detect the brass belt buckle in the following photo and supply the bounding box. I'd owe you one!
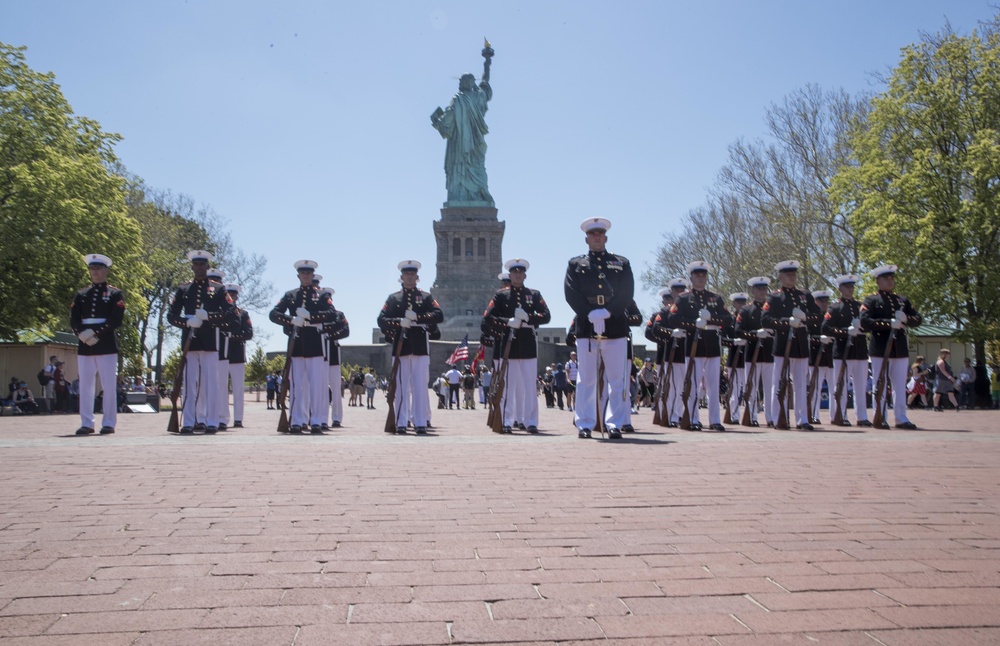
[597,295,605,306]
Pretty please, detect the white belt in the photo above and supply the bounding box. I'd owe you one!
[82,318,106,325]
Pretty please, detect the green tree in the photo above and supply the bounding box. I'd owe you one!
[245,345,269,384]
[831,20,1000,365]
[0,43,149,343]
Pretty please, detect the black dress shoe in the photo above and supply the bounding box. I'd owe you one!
[607,428,622,439]
[878,422,890,429]
[766,422,775,428]
[578,428,591,439]
[415,427,427,434]
[502,426,513,434]
[75,426,95,435]
[180,426,194,434]
[895,421,918,430]
[667,421,678,428]
[690,422,703,431]
[857,420,873,427]
[217,423,227,432]
[527,425,538,433]
[838,420,852,427]
[321,422,329,430]
[396,427,407,434]
[517,422,526,431]
[709,423,726,432]
[289,425,303,434]
[796,423,815,431]
[99,426,115,434]
[331,421,341,428]
[809,418,821,424]
[194,423,206,431]
[748,420,760,428]
[204,425,218,434]
[621,424,635,433]
[233,421,243,428]
[311,424,323,434]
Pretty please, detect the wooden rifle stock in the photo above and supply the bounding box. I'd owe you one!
[166,330,196,433]
[831,334,855,426]
[678,330,700,430]
[806,341,826,420]
[594,337,606,437]
[740,339,763,427]
[872,331,896,428]
[383,328,406,433]
[652,337,674,426]
[489,327,515,433]
[276,326,299,434]
[775,326,796,430]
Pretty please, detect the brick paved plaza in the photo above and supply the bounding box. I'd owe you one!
[1,399,999,645]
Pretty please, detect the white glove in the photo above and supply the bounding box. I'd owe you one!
[296,307,310,320]
[78,329,96,344]
[891,318,904,330]
[695,318,707,330]
[399,317,412,329]
[791,307,806,321]
[593,318,606,337]
[514,307,529,322]
[851,317,861,329]
[820,335,833,345]
[733,338,748,347]
[588,308,611,324]
[788,317,802,329]
[698,308,711,321]
[405,309,418,321]
[86,336,99,346]
[507,318,522,329]
[195,308,209,321]
[671,328,687,339]
[187,316,203,329]
[894,309,907,324]
[847,325,859,337]
[291,316,307,327]
[755,329,772,339]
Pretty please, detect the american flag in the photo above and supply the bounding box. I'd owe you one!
[446,334,469,366]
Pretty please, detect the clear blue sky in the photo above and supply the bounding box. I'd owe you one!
[3,1,992,353]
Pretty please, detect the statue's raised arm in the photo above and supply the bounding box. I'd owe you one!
[430,41,495,208]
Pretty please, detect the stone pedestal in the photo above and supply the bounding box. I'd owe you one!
[431,206,505,340]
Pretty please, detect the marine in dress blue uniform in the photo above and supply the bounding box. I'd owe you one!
[206,268,232,430]
[734,277,776,427]
[859,265,923,429]
[481,258,551,433]
[318,285,350,427]
[224,284,253,428]
[269,260,337,433]
[665,261,734,431]
[723,292,749,422]
[648,278,689,426]
[70,254,125,435]
[377,260,445,434]
[167,250,237,433]
[820,274,871,427]
[760,260,822,430]
[564,217,635,439]
[807,290,835,424]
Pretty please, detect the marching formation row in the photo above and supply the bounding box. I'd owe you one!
[68,216,921,437]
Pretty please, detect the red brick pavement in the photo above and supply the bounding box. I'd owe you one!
[1,399,999,645]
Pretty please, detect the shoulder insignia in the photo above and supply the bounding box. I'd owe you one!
[669,304,678,314]
[824,312,832,320]
[117,300,126,309]
[225,293,234,304]
[762,302,770,311]
[859,304,868,312]
[432,300,440,307]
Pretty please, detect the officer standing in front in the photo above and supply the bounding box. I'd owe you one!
[564,217,635,439]
[224,284,253,429]
[481,258,551,433]
[821,274,872,427]
[666,261,734,431]
[860,265,923,429]
[270,260,336,433]
[70,254,125,435]
[377,260,444,434]
[761,260,821,430]
[167,250,236,434]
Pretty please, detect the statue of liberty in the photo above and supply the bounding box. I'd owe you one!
[431,41,495,207]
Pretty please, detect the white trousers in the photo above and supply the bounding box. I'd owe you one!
[183,350,218,428]
[685,356,721,426]
[78,353,117,429]
[809,365,835,422]
[772,357,809,426]
[871,356,911,424]
[328,364,343,423]
[216,358,230,425]
[393,355,430,428]
[575,337,628,431]
[291,356,328,427]
[499,358,538,427]
[743,362,775,424]
[665,362,686,424]
[832,360,869,422]
[726,363,746,420]
[229,363,245,423]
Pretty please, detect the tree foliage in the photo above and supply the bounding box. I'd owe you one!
[643,85,868,301]
[0,43,149,344]
[831,20,1000,362]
